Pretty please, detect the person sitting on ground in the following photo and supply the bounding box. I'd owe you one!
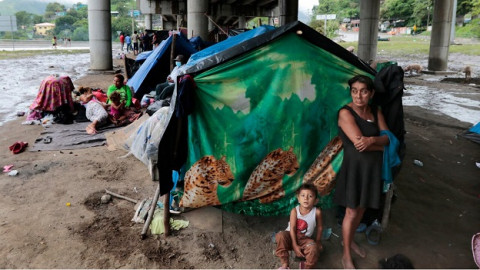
[108,91,127,126]
[79,86,109,135]
[154,54,186,101]
[275,183,323,269]
[107,74,132,109]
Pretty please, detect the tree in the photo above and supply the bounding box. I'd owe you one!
[15,11,33,28]
[458,0,473,15]
[73,26,89,41]
[111,16,134,38]
[44,2,66,21]
[473,0,480,15]
[313,0,359,20]
[54,15,76,37]
[380,0,416,24]
[33,15,43,24]
[411,0,431,26]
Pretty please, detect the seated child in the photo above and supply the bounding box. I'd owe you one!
[108,91,127,126]
[275,183,323,269]
[79,86,108,134]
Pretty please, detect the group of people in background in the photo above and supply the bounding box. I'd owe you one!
[119,30,162,55]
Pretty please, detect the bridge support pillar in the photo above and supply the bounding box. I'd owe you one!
[145,14,153,30]
[187,0,208,40]
[88,0,112,71]
[278,0,298,26]
[428,0,453,71]
[358,0,380,63]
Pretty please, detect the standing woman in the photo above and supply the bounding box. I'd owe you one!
[335,75,390,269]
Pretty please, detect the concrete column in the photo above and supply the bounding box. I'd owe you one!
[279,0,298,26]
[208,17,215,32]
[428,0,453,71]
[357,0,380,63]
[238,16,246,29]
[187,0,208,39]
[177,14,183,30]
[159,15,164,30]
[450,0,457,44]
[88,0,112,71]
[145,13,152,30]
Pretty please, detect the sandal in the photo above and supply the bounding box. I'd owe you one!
[43,136,52,144]
[9,141,28,154]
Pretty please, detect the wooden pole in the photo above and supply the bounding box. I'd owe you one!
[163,192,171,236]
[204,13,228,36]
[170,33,177,72]
[141,182,161,239]
[381,184,394,230]
[105,189,137,204]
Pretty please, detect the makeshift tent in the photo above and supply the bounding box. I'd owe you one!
[460,121,480,144]
[157,21,376,216]
[126,33,197,98]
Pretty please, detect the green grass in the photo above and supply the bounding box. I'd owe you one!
[339,35,480,56]
[0,49,89,60]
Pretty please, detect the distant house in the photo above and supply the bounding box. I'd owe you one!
[34,23,55,36]
[73,3,87,10]
[351,19,360,31]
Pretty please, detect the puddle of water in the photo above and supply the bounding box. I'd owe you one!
[0,53,89,125]
[403,85,480,124]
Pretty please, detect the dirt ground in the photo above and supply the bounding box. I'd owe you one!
[0,56,479,269]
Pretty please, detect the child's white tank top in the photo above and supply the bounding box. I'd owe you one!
[285,206,317,237]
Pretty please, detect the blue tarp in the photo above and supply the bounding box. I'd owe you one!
[126,27,275,97]
[470,121,480,133]
[127,33,196,97]
[135,50,154,62]
[183,25,275,71]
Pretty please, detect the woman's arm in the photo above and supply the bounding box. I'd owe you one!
[314,208,323,252]
[124,85,132,108]
[354,109,390,152]
[338,108,364,144]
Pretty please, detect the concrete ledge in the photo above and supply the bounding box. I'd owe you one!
[422,70,457,75]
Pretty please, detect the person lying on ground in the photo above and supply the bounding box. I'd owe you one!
[108,91,128,126]
[275,183,323,269]
[155,54,186,100]
[78,86,109,135]
[107,74,132,108]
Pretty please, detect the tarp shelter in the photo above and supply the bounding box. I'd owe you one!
[126,33,197,99]
[158,21,376,216]
[460,121,480,144]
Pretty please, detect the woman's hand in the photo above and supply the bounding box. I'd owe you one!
[354,136,374,152]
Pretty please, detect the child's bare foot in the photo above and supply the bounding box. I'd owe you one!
[351,242,366,258]
[86,124,97,134]
[342,257,355,269]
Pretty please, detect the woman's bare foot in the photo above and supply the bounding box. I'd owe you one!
[342,257,355,269]
[351,242,366,258]
[86,124,97,134]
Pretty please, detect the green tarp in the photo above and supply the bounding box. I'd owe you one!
[180,32,372,216]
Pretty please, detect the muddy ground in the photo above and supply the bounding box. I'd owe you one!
[0,54,479,268]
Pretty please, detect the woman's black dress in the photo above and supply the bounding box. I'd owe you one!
[334,105,383,209]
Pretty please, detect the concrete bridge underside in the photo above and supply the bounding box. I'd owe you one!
[88,0,453,73]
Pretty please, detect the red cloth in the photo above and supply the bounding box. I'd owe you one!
[92,90,108,103]
[29,75,74,112]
